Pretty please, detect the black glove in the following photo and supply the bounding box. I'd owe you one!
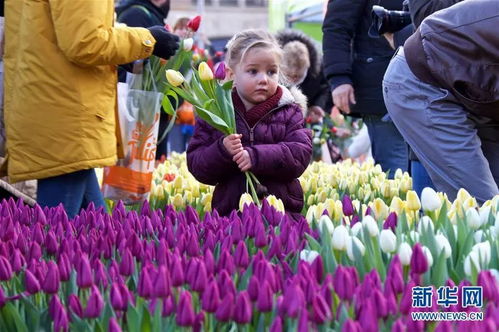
[147,26,180,59]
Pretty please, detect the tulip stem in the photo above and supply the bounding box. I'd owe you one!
[245,172,260,207]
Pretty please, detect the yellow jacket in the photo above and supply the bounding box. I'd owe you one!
[3,0,157,182]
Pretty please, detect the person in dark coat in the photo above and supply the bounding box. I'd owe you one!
[116,0,171,161]
[322,0,408,178]
[187,30,312,219]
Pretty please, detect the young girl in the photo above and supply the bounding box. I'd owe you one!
[187,29,312,219]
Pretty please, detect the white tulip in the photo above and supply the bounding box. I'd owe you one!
[346,236,366,261]
[318,215,335,235]
[479,206,491,227]
[300,249,320,264]
[421,187,441,211]
[471,241,491,266]
[409,230,420,243]
[464,251,481,276]
[332,225,349,251]
[398,242,413,266]
[379,229,397,253]
[182,38,194,51]
[435,234,452,258]
[351,222,363,237]
[494,211,499,236]
[362,215,379,237]
[422,246,433,267]
[417,216,434,234]
[473,230,484,243]
[466,208,481,230]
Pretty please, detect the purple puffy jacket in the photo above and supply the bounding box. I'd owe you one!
[187,86,313,217]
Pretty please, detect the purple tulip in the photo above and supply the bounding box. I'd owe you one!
[400,280,416,315]
[391,318,406,332]
[176,291,195,327]
[217,249,235,275]
[234,241,250,269]
[214,61,226,80]
[311,255,324,283]
[54,305,69,332]
[387,255,404,294]
[234,291,252,324]
[202,279,220,313]
[283,283,305,318]
[298,308,309,332]
[49,295,63,320]
[218,270,236,299]
[311,292,332,324]
[477,271,498,303]
[372,288,388,318]
[358,299,378,332]
[29,241,42,261]
[486,303,499,327]
[109,317,122,332]
[42,261,60,294]
[410,243,428,276]
[266,236,282,260]
[57,253,71,282]
[247,276,260,302]
[270,317,283,332]
[191,260,207,293]
[110,283,125,311]
[0,256,13,281]
[138,267,153,298]
[186,234,201,257]
[25,269,41,294]
[68,294,83,318]
[161,295,175,317]
[254,222,268,248]
[119,249,134,277]
[333,266,355,301]
[93,260,109,289]
[171,255,185,287]
[11,249,25,273]
[257,281,273,312]
[342,319,362,332]
[383,212,398,232]
[204,249,215,277]
[215,293,234,322]
[154,265,171,298]
[342,195,354,216]
[84,285,104,318]
[77,254,93,289]
[434,321,453,332]
[45,231,58,255]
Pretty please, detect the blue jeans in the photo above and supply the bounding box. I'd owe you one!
[411,160,435,197]
[363,114,408,178]
[37,169,105,218]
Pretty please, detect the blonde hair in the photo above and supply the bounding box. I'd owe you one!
[282,41,310,72]
[173,17,190,31]
[226,29,283,70]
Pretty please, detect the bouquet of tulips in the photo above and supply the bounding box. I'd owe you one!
[163,61,265,205]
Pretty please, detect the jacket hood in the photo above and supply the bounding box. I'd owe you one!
[279,85,308,115]
[116,0,168,20]
[276,29,322,78]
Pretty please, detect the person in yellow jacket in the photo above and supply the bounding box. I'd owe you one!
[3,0,179,217]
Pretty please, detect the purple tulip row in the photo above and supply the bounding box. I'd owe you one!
[0,197,497,331]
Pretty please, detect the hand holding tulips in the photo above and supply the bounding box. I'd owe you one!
[223,134,243,155]
[233,149,252,172]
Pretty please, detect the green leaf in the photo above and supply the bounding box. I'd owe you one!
[127,304,141,332]
[19,296,40,332]
[1,302,28,332]
[161,90,179,116]
[222,80,234,90]
[194,105,231,135]
[305,233,322,253]
[141,305,153,332]
[431,250,448,287]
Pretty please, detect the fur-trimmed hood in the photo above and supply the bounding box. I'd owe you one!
[276,29,322,78]
[279,85,308,115]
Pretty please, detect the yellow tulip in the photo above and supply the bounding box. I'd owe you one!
[203,202,212,213]
[390,196,405,215]
[171,193,184,209]
[198,61,214,80]
[372,198,389,221]
[266,195,285,213]
[406,190,421,211]
[165,70,185,87]
[173,175,183,190]
[239,193,254,211]
[153,185,165,200]
[456,188,471,203]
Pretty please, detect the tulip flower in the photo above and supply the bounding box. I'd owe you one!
[0,256,13,281]
[176,291,195,327]
[109,317,122,332]
[138,267,153,299]
[332,225,349,251]
[182,38,194,51]
[421,187,441,211]
[346,236,365,261]
[42,261,60,294]
[362,215,379,237]
[202,279,220,312]
[333,266,355,301]
[396,244,414,267]
[247,276,260,302]
[198,62,214,81]
[270,317,283,332]
[165,70,185,87]
[464,251,481,276]
[234,291,252,324]
[477,270,499,303]
[214,61,226,80]
[215,293,234,322]
[68,294,83,318]
[410,243,428,275]
[299,249,320,264]
[406,190,421,211]
[154,265,171,298]
[311,293,332,324]
[383,212,397,232]
[298,308,309,332]
[343,319,362,332]
[84,285,104,318]
[257,281,273,312]
[435,234,452,258]
[187,15,201,32]
[25,269,41,294]
[379,229,397,253]
[110,283,125,311]
[190,260,207,293]
[342,194,354,216]
[471,241,491,265]
[318,214,334,235]
[283,283,305,317]
[466,208,482,229]
[417,215,435,233]
[77,254,93,289]
[119,249,134,277]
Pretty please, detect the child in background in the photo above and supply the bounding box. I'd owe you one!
[187,29,312,219]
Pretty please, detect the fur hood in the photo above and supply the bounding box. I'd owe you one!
[279,85,308,115]
[276,29,322,78]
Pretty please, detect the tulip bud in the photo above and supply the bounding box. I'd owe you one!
[234,291,252,324]
[239,193,254,211]
[471,241,491,265]
[362,215,379,237]
[176,291,195,327]
[77,254,93,289]
[154,265,171,298]
[435,234,452,258]
[421,187,441,211]
[187,15,201,32]
[119,249,134,277]
[346,236,365,261]
[182,38,194,51]
[383,212,397,232]
[165,70,185,87]
[332,225,349,251]
[466,208,482,230]
[109,317,122,332]
[247,276,260,302]
[398,242,413,266]
[351,222,362,236]
[318,214,334,235]
[406,190,421,211]
[343,319,362,332]
[299,249,320,264]
[84,285,104,318]
[110,283,125,311]
[202,279,221,313]
[379,229,397,253]
[138,267,153,299]
[214,61,227,80]
[198,62,214,81]
[0,256,13,281]
[25,269,41,294]
[215,293,234,322]
[342,195,354,216]
[270,317,283,332]
[417,215,435,233]
[42,261,60,294]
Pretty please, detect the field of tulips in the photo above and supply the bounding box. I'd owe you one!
[1,156,498,331]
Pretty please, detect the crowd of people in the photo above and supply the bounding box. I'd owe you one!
[0,0,497,217]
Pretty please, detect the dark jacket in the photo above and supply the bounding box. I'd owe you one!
[405,0,499,121]
[322,0,404,115]
[116,0,167,27]
[408,0,462,28]
[276,29,333,113]
[187,86,312,217]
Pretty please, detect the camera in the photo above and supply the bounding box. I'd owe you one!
[368,4,412,38]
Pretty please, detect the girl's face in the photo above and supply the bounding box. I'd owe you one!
[174,26,188,38]
[232,47,280,110]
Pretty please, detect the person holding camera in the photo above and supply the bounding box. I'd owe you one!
[322,0,408,178]
[383,0,499,203]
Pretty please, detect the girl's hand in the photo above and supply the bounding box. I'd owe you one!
[223,134,243,156]
[233,149,252,172]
